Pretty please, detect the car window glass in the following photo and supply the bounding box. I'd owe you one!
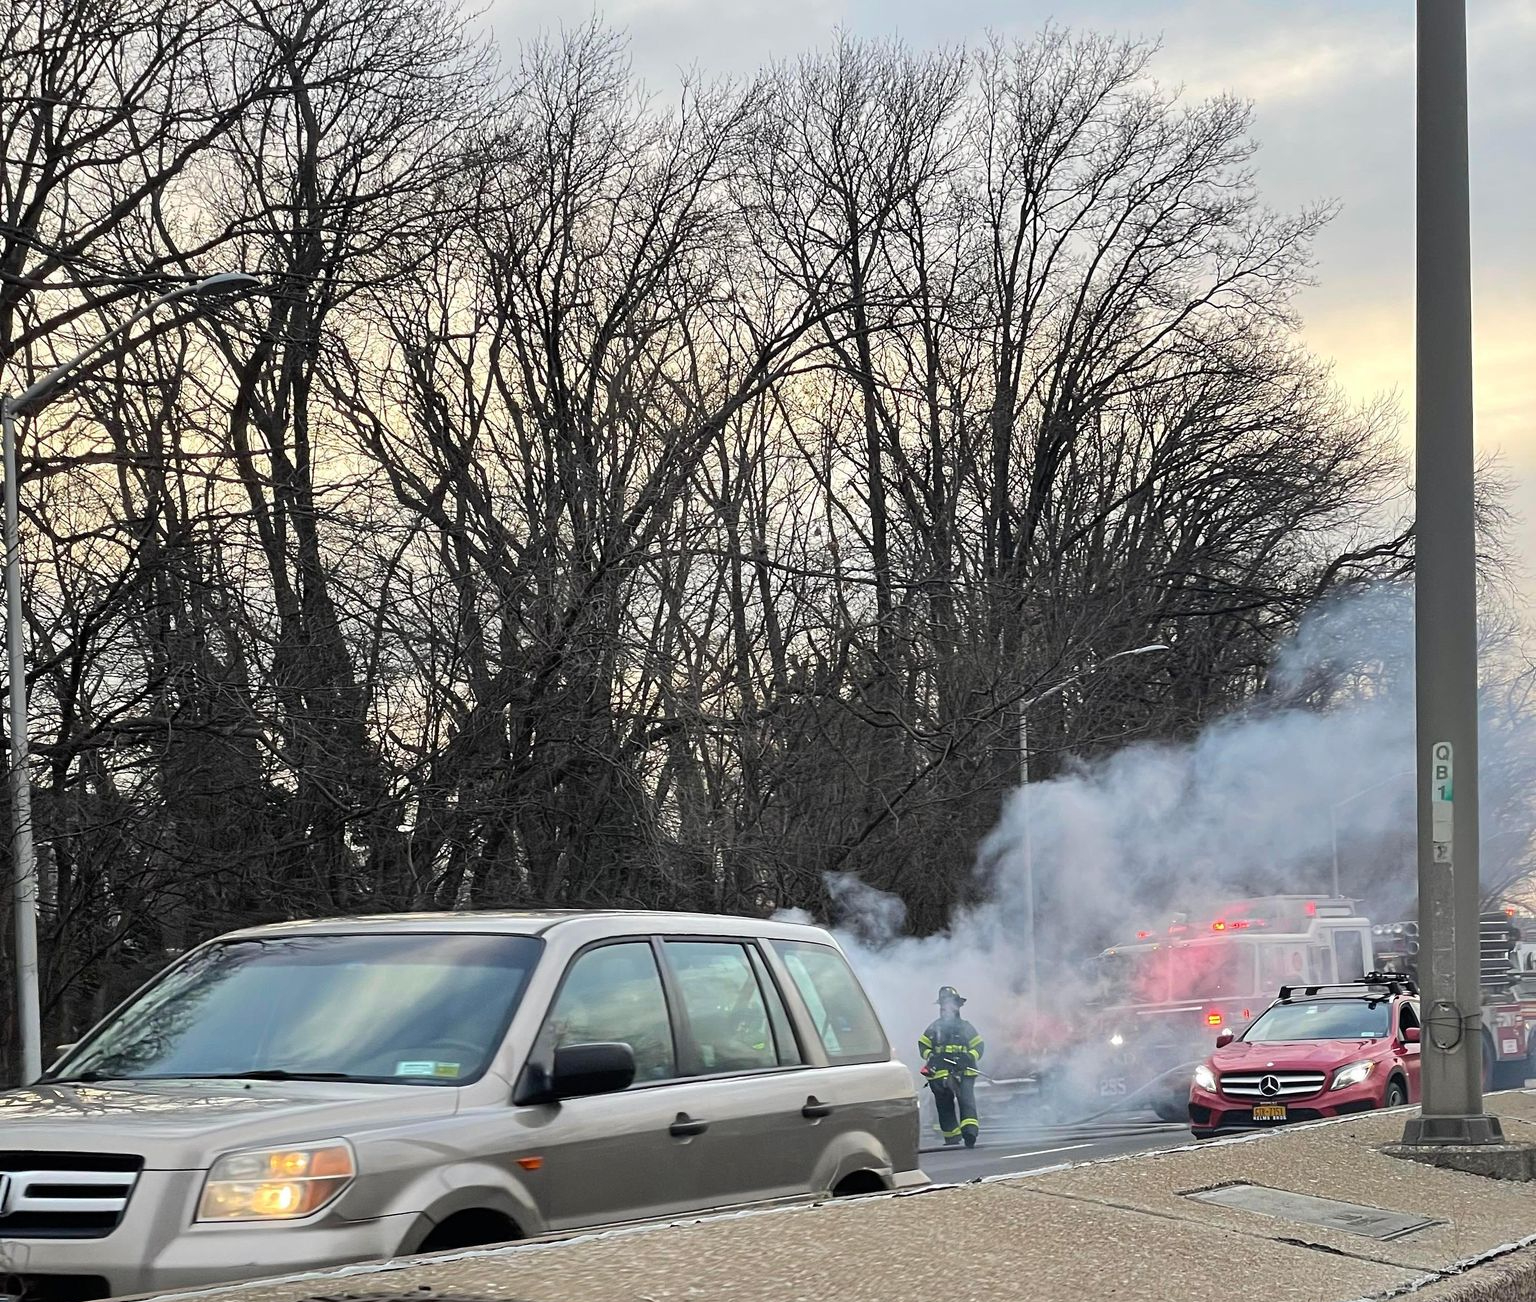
[546,943,676,1082]
[56,934,543,1085]
[1244,998,1390,1042]
[1167,941,1255,1001]
[665,942,781,1074]
[1398,1001,1420,1035]
[771,940,887,1061]
[1259,945,1305,994]
[1334,931,1367,982]
[1094,947,1169,1005]
[749,945,803,1066]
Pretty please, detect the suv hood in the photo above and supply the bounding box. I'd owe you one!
[1212,1038,1381,1071]
[0,1079,460,1170]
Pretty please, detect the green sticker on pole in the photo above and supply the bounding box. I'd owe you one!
[1431,741,1453,865]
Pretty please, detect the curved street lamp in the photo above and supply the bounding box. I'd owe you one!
[3,271,262,1083]
[1017,642,1170,1021]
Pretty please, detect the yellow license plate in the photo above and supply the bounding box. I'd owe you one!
[1252,1104,1287,1122]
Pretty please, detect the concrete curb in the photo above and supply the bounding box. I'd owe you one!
[1361,1237,1536,1301]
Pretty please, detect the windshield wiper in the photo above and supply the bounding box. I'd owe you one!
[169,1070,356,1082]
[45,1069,356,1084]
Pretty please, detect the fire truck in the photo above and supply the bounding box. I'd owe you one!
[1372,910,1536,1090]
[1085,896,1375,1121]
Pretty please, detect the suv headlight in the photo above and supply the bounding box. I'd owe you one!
[1330,1061,1374,1091]
[1193,1064,1216,1092]
[196,1141,356,1222]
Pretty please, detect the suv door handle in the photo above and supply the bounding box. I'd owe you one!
[801,1096,834,1119]
[669,1113,708,1138]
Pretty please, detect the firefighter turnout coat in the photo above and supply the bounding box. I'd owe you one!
[918,1015,985,1081]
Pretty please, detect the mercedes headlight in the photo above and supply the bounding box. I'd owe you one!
[196,1141,355,1222]
[1193,1064,1217,1092]
[1330,1061,1374,1091]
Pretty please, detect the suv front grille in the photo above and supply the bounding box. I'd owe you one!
[0,1151,143,1239]
[1219,1071,1327,1100]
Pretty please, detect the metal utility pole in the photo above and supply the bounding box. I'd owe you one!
[1401,0,1501,1146]
[4,271,260,1085]
[2,397,40,1086]
[1018,707,1035,1015]
[1017,643,1168,1022]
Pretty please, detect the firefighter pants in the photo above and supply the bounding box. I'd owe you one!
[929,1075,979,1143]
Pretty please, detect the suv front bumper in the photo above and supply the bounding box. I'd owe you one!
[1188,1078,1383,1137]
[3,1169,416,1300]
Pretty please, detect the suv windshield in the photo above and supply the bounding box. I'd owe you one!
[1243,998,1391,1043]
[51,933,543,1085]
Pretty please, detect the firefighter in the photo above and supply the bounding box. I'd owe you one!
[919,986,985,1148]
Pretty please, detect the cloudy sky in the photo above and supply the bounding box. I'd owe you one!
[487,0,1535,573]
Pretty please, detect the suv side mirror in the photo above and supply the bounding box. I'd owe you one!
[516,1042,637,1106]
[1215,1030,1235,1049]
[1403,1026,1421,1044]
[552,1042,635,1099]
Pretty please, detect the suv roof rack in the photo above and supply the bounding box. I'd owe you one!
[1277,971,1418,1001]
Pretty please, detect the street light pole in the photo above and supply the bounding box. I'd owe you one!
[1018,642,1169,1021]
[3,271,260,1084]
[2,399,40,1085]
[1330,771,1415,900]
[1019,705,1034,1014]
[1400,0,1500,1146]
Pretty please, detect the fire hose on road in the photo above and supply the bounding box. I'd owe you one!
[1056,1061,1199,1127]
[920,1062,1198,1147]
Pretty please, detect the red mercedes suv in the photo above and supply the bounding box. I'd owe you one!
[1188,976,1420,1137]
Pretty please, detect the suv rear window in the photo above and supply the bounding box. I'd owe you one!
[771,940,887,1062]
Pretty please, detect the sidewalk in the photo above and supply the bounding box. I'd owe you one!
[141,1091,1536,1302]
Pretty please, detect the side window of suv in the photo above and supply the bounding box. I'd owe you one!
[771,940,888,1062]
[1398,1001,1420,1037]
[545,942,677,1082]
[664,941,802,1074]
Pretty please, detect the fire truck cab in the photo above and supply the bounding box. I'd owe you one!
[1089,896,1373,1120]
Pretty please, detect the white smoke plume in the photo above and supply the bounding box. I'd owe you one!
[788,584,1535,1091]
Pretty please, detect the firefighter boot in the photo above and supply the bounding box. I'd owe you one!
[962,1123,978,1148]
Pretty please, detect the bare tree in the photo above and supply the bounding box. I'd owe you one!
[0,16,1434,1072]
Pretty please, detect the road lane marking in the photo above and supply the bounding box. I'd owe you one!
[990,1143,1093,1161]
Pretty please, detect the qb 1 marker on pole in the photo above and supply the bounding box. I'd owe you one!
[1431,743,1453,865]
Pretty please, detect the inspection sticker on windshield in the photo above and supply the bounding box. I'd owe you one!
[396,1061,461,1078]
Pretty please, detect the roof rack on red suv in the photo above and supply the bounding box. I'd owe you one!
[1277,971,1418,1001]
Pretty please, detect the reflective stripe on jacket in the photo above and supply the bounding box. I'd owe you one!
[919,1016,984,1078]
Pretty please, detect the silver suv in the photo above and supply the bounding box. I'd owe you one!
[0,911,923,1299]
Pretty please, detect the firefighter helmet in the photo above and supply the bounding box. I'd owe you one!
[936,986,966,1006]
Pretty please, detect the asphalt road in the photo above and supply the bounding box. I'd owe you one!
[919,1110,1196,1183]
